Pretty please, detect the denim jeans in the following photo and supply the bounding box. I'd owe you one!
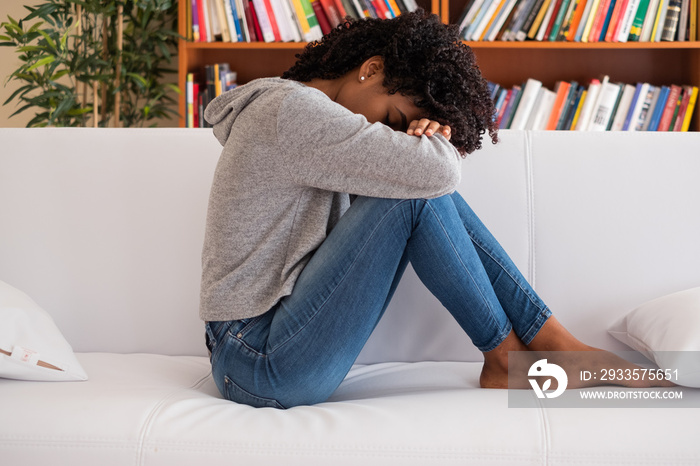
[205,192,551,408]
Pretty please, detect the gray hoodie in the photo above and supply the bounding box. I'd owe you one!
[200,77,461,322]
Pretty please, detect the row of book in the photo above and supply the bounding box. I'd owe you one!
[186,0,419,43]
[457,0,698,41]
[185,64,238,128]
[186,65,698,132]
[492,76,698,131]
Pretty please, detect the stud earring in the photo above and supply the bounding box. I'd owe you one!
[360,76,365,82]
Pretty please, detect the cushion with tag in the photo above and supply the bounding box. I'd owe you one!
[0,280,87,381]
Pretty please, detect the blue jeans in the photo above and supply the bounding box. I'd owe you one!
[205,192,551,409]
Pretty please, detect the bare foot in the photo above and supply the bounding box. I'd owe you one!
[530,317,674,388]
[479,330,533,389]
[479,317,675,390]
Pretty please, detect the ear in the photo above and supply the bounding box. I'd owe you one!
[358,56,384,83]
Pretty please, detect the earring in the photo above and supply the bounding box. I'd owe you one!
[360,76,365,82]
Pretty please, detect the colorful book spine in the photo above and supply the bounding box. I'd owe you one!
[251,0,277,41]
[658,84,682,130]
[680,86,698,131]
[628,0,651,39]
[661,0,683,40]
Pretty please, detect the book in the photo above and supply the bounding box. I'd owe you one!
[233,0,250,41]
[474,0,507,39]
[558,82,581,128]
[485,0,519,40]
[589,81,622,130]
[248,0,265,40]
[273,0,302,41]
[510,78,543,129]
[639,0,661,40]
[641,86,662,130]
[290,0,317,40]
[646,85,670,130]
[558,0,583,39]
[672,86,692,130]
[226,0,242,41]
[529,89,557,129]
[658,84,682,130]
[495,89,513,127]
[628,0,652,39]
[581,0,603,40]
[205,0,222,40]
[465,0,496,40]
[661,0,683,40]
[191,0,201,41]
[668,91,683,129]
[628,83,654,130]
[616,0,642,41]
[575,79,601,130]
[587,0,612,41]
[546,81,572,129]
[652,0,671,40]
[567,0,589,39]
[196,0,210,41]
[680,86,698,131]
[186,73,195,128]
[635,85,656,129]
[311,0,333,34]
[251,0,277,41]
[517,0,546,39]
[299,0,323,40]
[549,0,574,39]
[510,0,539,40]
[494,88,509,125]
[320,0,344,26]
[677,0,690,40]
[458,0,486,37]
[528,0,554,37]
[502,86,523,128]
[610,83,636,130]
[569,89,588,128]
[621,82,644,130]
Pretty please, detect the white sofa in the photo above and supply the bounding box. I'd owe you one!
[1,128,699,465]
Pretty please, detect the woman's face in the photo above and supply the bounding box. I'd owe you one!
[336,78,422,132]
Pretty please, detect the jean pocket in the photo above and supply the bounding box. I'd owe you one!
[224,375,285,409]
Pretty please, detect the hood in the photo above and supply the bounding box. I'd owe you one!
[204,77,292,146]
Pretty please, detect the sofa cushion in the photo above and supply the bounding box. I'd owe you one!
[0,280,87,381]
[609,286,700,387]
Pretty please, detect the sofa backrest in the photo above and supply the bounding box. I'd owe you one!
[1,128,699,363]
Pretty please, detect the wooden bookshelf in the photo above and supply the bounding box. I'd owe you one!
[178,0,700,130]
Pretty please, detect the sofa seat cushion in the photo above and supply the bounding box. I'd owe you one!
[1,353,698,466]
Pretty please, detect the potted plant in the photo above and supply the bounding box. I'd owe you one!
[0,0,180,127]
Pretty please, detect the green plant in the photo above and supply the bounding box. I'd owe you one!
[0,0,180,127]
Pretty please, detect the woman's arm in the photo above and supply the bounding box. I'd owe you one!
[278,88,461,200]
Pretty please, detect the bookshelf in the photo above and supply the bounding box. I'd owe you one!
[178,0,700,130]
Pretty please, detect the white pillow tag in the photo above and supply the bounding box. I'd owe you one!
[11,346,40,366]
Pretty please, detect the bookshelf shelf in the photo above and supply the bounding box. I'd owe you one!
[178,0,699,130]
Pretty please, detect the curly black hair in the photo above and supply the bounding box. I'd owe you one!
[281,10,498,156]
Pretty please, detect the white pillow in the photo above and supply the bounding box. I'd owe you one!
[0,280,87,381]
[608,286,700,388]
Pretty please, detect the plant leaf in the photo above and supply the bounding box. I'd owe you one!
[26,55,55,72]
[38,30,56,51]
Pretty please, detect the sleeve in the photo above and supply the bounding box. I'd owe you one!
[277,87,462,200]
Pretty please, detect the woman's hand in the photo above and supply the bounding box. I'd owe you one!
[407,118,451,141]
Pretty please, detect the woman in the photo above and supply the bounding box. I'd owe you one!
[200,11,664,409]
